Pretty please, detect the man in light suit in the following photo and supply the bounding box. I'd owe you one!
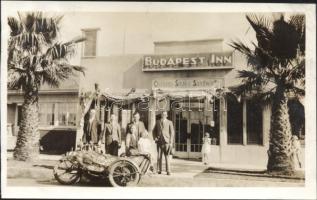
[82,109,100,144]
[153,111,174,175]
[100,114,121,156]
[126,112,147,142]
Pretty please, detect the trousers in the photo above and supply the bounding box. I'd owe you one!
[106,141,119,156]
[157,143,172,173]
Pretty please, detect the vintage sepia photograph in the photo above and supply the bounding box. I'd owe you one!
[1,1,316,199]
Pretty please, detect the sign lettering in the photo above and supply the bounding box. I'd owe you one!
[143,52,233,71]
[152,78,223,90]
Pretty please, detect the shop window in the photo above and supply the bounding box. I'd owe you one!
[38,102,77,127]
[227,96,243,144]
[288,99,305,141]
[38,103,55,126]
[246,100,263,145]
[82,29,98,57]
[57,102,77,126]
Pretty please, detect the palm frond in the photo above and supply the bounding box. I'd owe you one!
[286,58,305,84]
[45,37,85,61]
[246,14,273,51]
[271,14,301,60]
[7,12,85,91]
[8,17,22,36]
[289,14,305,55]
[7,69,27,89]
[292,86,305,96]
[252,89,275,104]
[230,40,276,76]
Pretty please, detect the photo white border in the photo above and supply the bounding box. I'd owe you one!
[1,1,316,199]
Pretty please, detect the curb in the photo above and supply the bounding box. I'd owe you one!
[205,167,305,180]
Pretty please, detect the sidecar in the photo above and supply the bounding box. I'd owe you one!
[53,146,151,187]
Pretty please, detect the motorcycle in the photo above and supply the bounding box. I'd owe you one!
[53,144,152,187]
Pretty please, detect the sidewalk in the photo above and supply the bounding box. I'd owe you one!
[6,153,305,181]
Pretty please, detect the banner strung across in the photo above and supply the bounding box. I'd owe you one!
[143,52,233,71]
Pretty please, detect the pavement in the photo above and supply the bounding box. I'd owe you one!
[5,152,305,187]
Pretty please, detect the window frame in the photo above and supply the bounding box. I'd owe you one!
[38,102,78,129]
[245,99,264,145]
[226,96,244,145]
[81,28,100,58]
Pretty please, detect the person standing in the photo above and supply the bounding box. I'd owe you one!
[127,112,147,142]
[82,109,100,145]
[202,132,211,165]
[291,135,302,169]
[101,114,121,156]
[153,111,174,175]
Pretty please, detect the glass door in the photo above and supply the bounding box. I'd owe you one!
[189,110,204,158]
[173,111,189,158]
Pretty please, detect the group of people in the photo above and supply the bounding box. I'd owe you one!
[81,109,175,175]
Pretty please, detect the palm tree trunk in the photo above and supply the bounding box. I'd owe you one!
[13,87,40,161]
[267,85,294,175]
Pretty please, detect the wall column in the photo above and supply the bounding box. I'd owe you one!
[14,104,19,136]
[148,96,157,139]
[219,97,227,146]
[54,103,59,126]
[132,103,136,115]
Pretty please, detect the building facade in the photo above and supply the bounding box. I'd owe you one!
[77,34,305,167]
[7,13,305,168]
[7,78,80,154]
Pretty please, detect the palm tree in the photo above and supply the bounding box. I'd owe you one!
[230,14,305,175]
[7,12,85,161]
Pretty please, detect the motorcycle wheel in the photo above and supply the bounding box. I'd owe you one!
[108,160,140,187]
[53,159,81,185]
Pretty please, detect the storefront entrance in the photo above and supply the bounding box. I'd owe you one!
[172,100,220,159]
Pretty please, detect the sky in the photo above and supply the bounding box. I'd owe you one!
[58,12,258,57]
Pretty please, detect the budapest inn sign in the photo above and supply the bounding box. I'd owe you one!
[142,52,234,71]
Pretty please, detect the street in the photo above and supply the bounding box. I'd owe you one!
[7,167,304,187]
[7,175,304,187]
[6,156,304,187]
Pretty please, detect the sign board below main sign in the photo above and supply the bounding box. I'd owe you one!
[152,78,223,90]
[143,52,234,71]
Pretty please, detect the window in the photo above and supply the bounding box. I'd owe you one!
[38,103,55,126]
[57,102,77,126]
[246,100,263,145]
[227,96,243,144]
[38,102,77,127]
[82,29,98,57]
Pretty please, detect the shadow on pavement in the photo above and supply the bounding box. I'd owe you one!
[33,164,55,170]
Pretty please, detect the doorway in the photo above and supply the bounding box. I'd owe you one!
[172,100,220,159]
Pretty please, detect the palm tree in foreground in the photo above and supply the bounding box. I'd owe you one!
[230,14,305,175]
[8,12,85,161]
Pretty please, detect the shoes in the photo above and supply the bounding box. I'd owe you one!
[157,171,161,174]
[167,172,171,175]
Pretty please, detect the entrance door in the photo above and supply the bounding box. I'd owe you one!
[189,110,204,158]
[173,111,189,158]
[172,109,204,159]
[172,100,220,159]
